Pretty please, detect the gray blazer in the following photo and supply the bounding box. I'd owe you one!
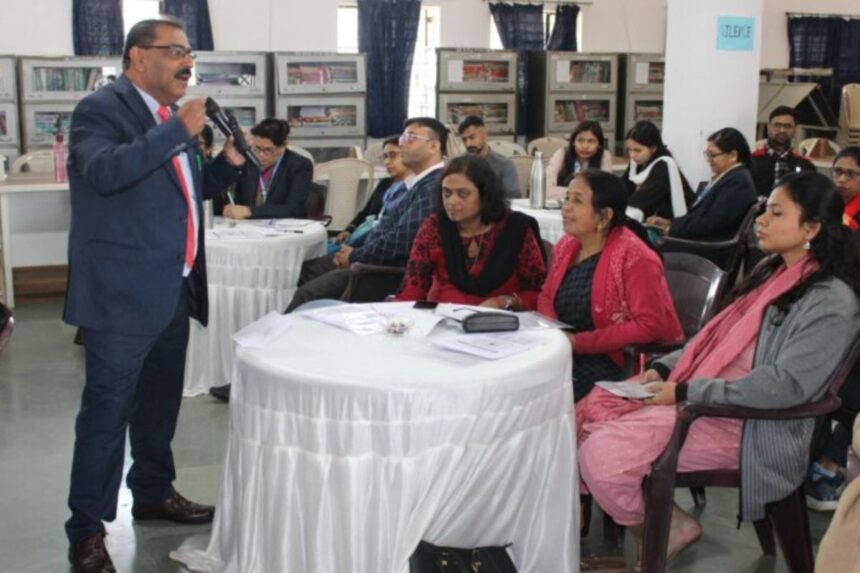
[655,276,860,521]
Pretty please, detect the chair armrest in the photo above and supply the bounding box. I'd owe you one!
[677,395,843,423]
[348,262,407,276]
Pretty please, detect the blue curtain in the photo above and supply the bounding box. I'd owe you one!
[358,0,421,137]
[489,3,543,134]
[788,16,860,117]
[164,0,215,51]
[73,0,124,56]
[546,4,579,51]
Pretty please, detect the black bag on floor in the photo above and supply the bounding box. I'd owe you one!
[409,541,517,572]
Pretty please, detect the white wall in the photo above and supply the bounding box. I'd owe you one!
[579,0,667,54]
[0,0,72,55]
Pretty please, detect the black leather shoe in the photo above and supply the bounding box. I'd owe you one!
[131,492,215,524]
[209,384,231,402]
[69,531,116,573]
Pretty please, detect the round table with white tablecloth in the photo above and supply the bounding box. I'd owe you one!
[182,218,327,396]
[172,305,579,572]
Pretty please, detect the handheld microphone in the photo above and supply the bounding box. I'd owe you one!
[204,97,261,171]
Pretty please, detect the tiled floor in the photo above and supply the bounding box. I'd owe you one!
[0,300,836,572]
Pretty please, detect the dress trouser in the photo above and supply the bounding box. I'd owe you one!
[284,255,351,313]
[65,285,190,544]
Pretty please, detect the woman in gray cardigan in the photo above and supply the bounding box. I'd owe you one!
[576,171,860,567]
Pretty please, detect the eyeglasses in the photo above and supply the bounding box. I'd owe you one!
[252,145,279,156]
[832,167,860,180]
[382,152,401,160]
[703,151,729,161]
[399,131,434,144]
[138,44,197,60]
[769,121,795,131]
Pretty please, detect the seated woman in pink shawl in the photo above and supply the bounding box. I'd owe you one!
[577,171,860,569]
[537,170,683,403]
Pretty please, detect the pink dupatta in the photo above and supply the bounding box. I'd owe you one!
[576,255,819,430]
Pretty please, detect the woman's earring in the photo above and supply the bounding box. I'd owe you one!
[804,240,811,250]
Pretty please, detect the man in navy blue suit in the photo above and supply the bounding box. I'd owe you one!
[63,18,245,572]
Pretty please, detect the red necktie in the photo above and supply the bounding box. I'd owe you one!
[156,106,195,270]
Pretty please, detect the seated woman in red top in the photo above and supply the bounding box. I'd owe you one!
[396,154,546,310]
[537,170,683,402]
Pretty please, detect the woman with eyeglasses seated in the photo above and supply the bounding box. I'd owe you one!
[577,172,860,570]
[219,118,312,220]
[537,170,683,403]
[833,146,860,235]
[396,155,546,310]
[646,127,757,243]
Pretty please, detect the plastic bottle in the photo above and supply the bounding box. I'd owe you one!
[53,130,67,183]
[529,150,546,209]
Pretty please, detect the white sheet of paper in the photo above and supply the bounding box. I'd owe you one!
[448,60,464,83]
[432,332,542,360]
[557,60,570,83]
[595,381,655,399]
[515,311,571,331]
[233,311,292,348]
[302,305,390,335]
[635,62,650,85]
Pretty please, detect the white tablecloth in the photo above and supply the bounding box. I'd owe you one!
[182,218,327,396]
[511,199,565,244]
[173,307,578,572]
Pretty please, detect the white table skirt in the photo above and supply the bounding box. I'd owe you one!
[511,199,565,245]
[182,219,327,396]
[173,309,579,572]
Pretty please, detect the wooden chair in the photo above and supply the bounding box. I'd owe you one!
[314,158,374,230]
[526,136,567,159]
[12,151,55,174]
[657,197,765,290]
[487,140,527,157]
[509,155,534,198]
[639,334,860,573]
[340,262,406,303]
[0,301,14,354]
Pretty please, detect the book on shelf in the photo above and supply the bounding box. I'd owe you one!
[0,112,6,137]
[553,100,609,123]
[568,61,611,84]
[446,103,508,125]
[34,111,72,135]
[32,67,114,93]
[287,62,359,86]
[287,105,357,128]
[461,60,510,83]
[635,102,663,122]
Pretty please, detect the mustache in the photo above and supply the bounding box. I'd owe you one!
[466,146,481,154]
[175,68,192,80]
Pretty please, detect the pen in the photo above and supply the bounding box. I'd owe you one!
[226,190,235,205]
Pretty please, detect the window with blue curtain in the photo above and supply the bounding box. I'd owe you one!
[73,0,125,56]
[789,15,860,117]
[358,0,422,138]
[489,3,543,135]
[547,4,579,51]
[163,0,214,51]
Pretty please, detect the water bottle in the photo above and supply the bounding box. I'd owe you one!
[529,150,546,209]
[203,199,215,230]
[0,154,6,181]
[53,130,67,183]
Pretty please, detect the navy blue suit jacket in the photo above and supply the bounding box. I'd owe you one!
[63,75,240,336]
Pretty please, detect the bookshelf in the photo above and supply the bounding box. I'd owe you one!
[622,54,666,134]
[0,56,19,163]
[275,53,367,159]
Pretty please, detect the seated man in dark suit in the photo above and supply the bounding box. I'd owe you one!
[750,105,815,197]
[221,118,312,219]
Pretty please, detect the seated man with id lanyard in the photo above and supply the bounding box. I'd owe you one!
[220,118,312,219]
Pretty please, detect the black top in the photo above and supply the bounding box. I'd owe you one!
[217,148,313,219]
[346,177,395,232]
[668,165,757,242]
[554,253,622,402]
[623,155,696,219]
[750,148,816,197]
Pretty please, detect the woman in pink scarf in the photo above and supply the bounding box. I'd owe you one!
[537,170,683,403]
[578,171,860,569]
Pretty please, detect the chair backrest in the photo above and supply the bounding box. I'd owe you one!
[509,155,534,198]
[662,252,727,339]
[314,158,375,230]
[799,137,841,158]
[289,145,315,167]
[527,136,567,159]
[446,131,464,158]
[487,140,527,157]
[12,151,55,174]
[363,141,388,165]
[0,302,14,354]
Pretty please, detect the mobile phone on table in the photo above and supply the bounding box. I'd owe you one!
[413,301,439,310]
